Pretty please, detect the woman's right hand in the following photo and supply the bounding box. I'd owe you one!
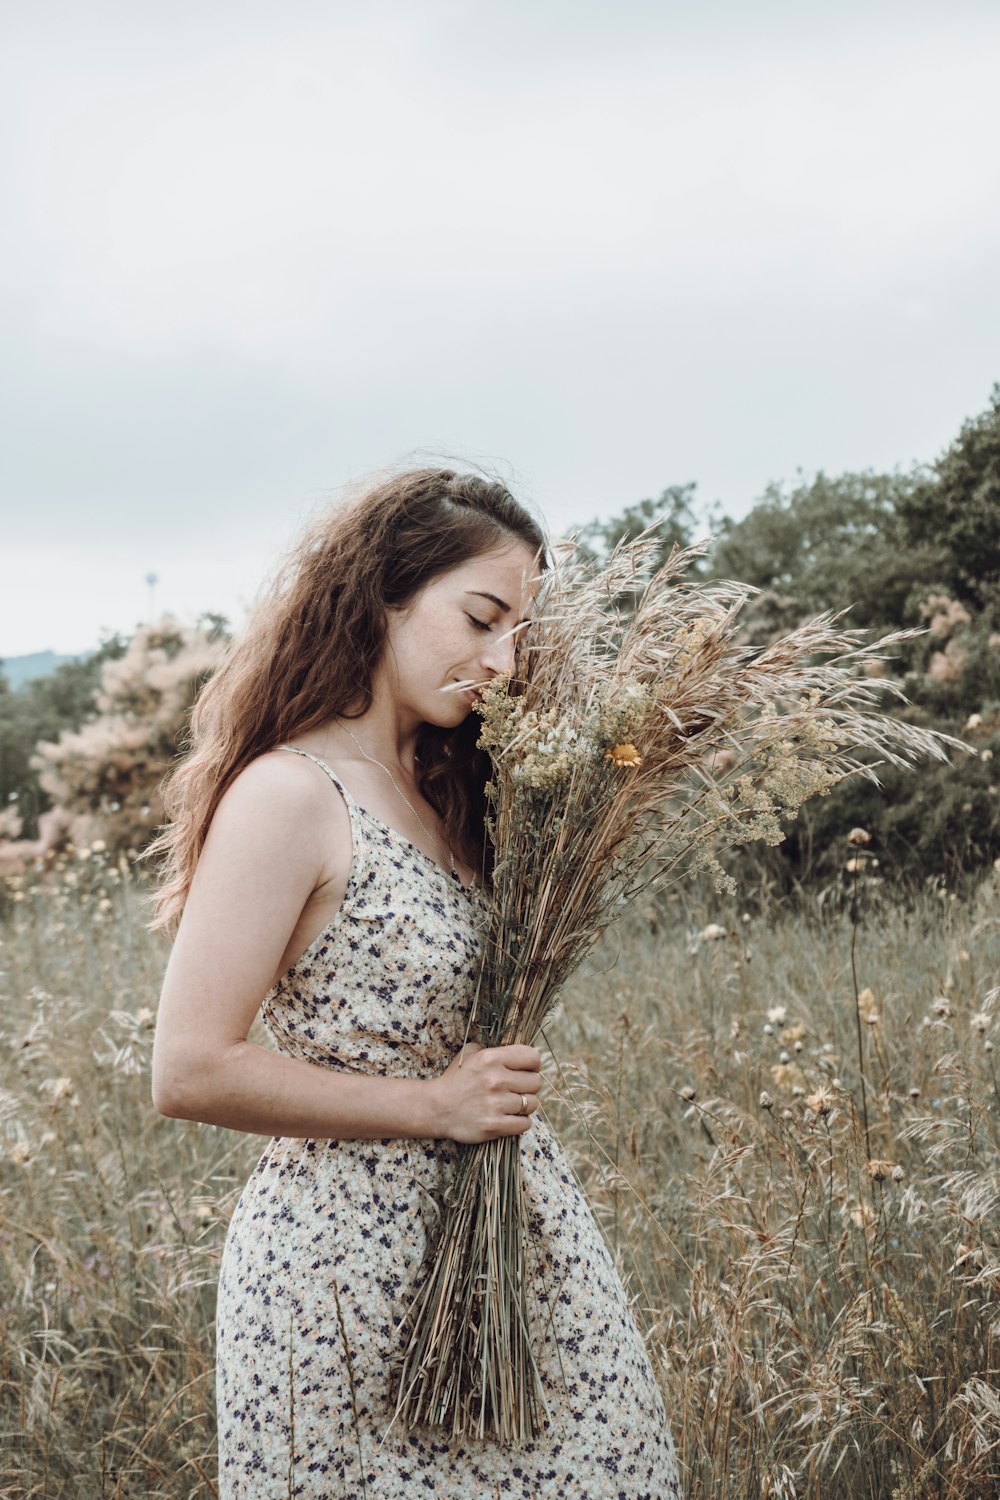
[430,1042,543,1143]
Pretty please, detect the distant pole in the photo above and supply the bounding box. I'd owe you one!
[146,572,159,620]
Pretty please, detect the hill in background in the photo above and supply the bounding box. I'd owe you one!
[0,650,92,691]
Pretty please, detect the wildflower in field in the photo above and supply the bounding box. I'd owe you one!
[136,1007,155,1026]
[868,1159,896,1181]
[759,1090,774,1110]
[970,1012,991,1032]
[700,923,727,941]
[847,826,872,845]
[864,1010,880,1026]
[770,1061,807,1091]
[679,1084,696,1101]
[845,857,866,873]
[933,997,953,1018]
[782,1022,806,1043]
[857,986,876,1011]
[982,748,994,761]
[45,1076,76,1105]
[767,1005,788,1025]
[965,713,983,731]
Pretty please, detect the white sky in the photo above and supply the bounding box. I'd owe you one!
[2,0,999,658]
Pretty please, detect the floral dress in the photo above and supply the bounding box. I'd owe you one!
[215,746,682,1498]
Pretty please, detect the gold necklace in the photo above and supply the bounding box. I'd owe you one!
[338,722,456,876]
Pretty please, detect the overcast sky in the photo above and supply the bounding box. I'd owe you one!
[2,0,998,659]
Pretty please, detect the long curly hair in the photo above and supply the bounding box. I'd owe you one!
[146,467,549,936]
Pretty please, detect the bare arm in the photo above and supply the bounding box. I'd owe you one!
[151,754,541,1142]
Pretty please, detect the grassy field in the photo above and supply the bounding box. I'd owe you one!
[1,847,998,1498]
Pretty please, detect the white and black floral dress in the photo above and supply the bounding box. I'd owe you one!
[215,746,682,1498]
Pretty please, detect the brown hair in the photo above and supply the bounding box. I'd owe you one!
[146,466,548,935]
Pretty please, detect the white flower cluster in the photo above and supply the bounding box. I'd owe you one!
[590,676,652,750]
[511,716,590,791]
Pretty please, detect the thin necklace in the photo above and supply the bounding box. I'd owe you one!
[338,722,457,877]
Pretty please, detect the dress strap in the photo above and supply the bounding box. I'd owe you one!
[276,744,366,889]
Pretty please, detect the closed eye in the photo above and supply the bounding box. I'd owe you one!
[466,614,492,632]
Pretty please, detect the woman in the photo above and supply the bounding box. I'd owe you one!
[151,467,682,1498]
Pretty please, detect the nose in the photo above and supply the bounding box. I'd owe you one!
[479,624,519,678]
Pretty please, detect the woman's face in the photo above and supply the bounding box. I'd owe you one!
[380,539,542,729]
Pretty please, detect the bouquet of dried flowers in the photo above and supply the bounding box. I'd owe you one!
[386,526,967,1445]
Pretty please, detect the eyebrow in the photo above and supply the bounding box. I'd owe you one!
[465,590,530,626]
[466,590,510,613]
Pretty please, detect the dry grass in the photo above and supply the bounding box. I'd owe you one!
[2,849,999,1497]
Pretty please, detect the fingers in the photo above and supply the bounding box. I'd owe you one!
[501,1045,542,1071]
[502,1068,543,1093]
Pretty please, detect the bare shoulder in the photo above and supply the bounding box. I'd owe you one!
[205,747,349,864]
[216,746,327,814]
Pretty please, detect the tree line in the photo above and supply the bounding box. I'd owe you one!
[2,384,998,896]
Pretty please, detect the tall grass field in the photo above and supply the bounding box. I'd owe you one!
[1,846,998,1498]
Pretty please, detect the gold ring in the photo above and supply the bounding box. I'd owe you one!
[520,1093,529,1115]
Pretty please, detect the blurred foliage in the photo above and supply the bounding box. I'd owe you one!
[708,469,940,630]
[897,381,1000,614]
[576,481,719,579]
[0,635,128,838]
[30,616,230,858]
[0,618,229,867]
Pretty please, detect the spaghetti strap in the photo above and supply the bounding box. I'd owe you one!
[275,743,366,889]
[276,743,352,799]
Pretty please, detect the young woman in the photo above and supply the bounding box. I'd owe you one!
[150,467,682,1497]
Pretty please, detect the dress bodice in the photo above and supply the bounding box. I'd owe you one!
[261,745,491,1082]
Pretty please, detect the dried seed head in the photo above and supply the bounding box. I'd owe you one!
[806,1088,834,1115]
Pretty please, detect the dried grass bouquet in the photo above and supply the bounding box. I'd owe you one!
[386,525,967,1445]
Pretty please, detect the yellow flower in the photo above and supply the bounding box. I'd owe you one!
[605,742,643,767]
